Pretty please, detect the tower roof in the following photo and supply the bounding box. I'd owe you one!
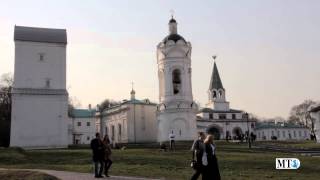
[162,34,186,43]
[14,26,67,44]
[209,62,224,90]
[163,17,186,44]
[169,18,177,23]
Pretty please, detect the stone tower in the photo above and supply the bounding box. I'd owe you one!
[10,26,68,149]
[206,61,230,111]
[156,17,197,142]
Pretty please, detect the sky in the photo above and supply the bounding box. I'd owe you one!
[0,0,319,118]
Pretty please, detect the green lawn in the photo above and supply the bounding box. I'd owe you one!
[0,169,58,180]
[0,142,319,180]
[255,140,320,149]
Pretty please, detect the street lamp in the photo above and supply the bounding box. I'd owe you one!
[243,112,251,149]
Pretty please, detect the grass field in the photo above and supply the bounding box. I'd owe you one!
[0,142,319,180]
[255,140,320,149]
[0,169,58,180]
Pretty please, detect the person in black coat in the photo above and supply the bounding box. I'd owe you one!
[191,132,206,180]
[202,135,221,180]
[90,133,105,178]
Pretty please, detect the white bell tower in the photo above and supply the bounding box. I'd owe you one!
[156,17,197,142]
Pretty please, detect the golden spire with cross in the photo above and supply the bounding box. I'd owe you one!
[170,9,175,19]
[212,55,217,62]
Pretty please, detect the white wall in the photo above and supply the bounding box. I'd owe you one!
[255,128,310,141]
[127,104,158,143]
[14,41,66,89]
[196,120,255,139]
[71,117,96,144]
[103,103,158,143]
[11,40,68,149]
[10,94,68,148]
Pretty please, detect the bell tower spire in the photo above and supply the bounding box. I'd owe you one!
[207,56,229,110]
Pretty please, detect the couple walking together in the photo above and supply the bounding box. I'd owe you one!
[191,132,221,180]
[90,133,113,178]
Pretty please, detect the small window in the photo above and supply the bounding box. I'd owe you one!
[87,122,90,126]
[282,131,286,137]
[232,114,236,119]
[251,123,255,128]
[45,78,51,88]
[293,131,296,137]
[118,124,122,141]
[209,113,213,119]
[111,125,115,140]
[218,114,226,119]
[39,53,45,61]
[77,122,81,126]
[87,136,90,140]
[299,131,301,137]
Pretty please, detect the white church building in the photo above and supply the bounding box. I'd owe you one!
[10,26,69,149]
[196,61,256,140]
[100,90,158,144]
[156,17,198,142]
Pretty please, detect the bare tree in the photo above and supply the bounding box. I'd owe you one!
[289,99,318,139]
[0,73,13,147]
[68,96,81,118]
[289,99,317,127]
[98,99,120,112]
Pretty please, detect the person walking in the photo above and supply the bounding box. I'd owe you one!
[191,132,206,180]
[169,130,176,151]
[102,134,113,177]
[90,133,105,178]
[202,135,221,180]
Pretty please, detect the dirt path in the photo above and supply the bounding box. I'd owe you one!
[0,168,161,180]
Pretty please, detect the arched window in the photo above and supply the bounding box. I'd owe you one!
[172,69,181,95]
[213,91,217,98]
[118,124,122,141]
[219,90,223,98]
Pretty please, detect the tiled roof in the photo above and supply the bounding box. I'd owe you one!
[209,62,224,90]
[71,109,95,118]
[162,34,186,44]
[14,26,67,44]
[122,98,157,105]
[199,108,242,113]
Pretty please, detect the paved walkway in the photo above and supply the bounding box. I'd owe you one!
[0,168,161,180]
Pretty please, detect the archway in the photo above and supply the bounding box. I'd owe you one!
[232,127,243,140]
[207,126,221,140]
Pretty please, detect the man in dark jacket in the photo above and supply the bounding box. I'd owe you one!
[191,132,206,180]
[91,133,104,178]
